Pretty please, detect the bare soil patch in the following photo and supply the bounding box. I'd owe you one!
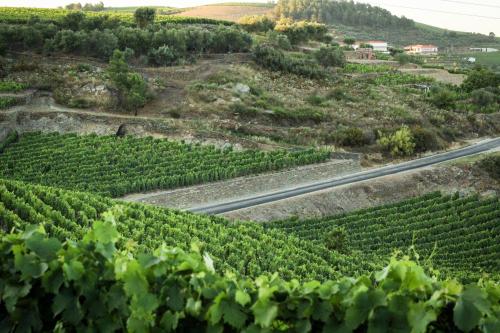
[179,5,273,22]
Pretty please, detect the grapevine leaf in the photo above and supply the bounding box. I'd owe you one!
[454,285,490,332]
[186,297,202,316]
[25,233,61,261]
[160,311,181,332]
[166,285,184,311]
[236,290,252,306]
[252,299,278,328]
[222,300,247,328]
[295,319,312,333]
[63,260,84,281]
[407,302,437,333]
[345,289,386,330]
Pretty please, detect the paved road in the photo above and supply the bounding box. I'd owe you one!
[189,138,500,215]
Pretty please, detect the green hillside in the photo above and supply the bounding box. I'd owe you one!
[275,0,500,49]
[266,192,500,282]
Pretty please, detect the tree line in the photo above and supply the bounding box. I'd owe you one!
[275,0,415,29]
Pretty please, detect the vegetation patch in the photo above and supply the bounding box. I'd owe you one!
[0,80,27,92]
[477,154,500,181]
[0,97,18,109]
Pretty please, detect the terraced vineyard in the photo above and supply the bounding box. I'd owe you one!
[266,192,500,282]
[0,132,329,197]
[0,7,231,25]
[0,178,376,281]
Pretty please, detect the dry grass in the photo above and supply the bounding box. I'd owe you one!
[179,5,273,22]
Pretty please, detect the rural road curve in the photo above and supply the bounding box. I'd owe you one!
[189,137,500,215]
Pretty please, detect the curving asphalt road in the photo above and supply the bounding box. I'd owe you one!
[189,138,500,215]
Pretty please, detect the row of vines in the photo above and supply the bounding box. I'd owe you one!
[0,132,330,197]
[0,178,373,281]
[0,7,232,26]
[266,192,500,282]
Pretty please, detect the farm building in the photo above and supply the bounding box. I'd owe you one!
[404,44,439,55]
[345,48,375,60]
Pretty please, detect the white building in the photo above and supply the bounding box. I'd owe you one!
[404,44,439,55]
[353,40,389,53]
[469,47,498,53]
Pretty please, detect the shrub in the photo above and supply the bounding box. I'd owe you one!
[266,30,291,50]
[149,44,177,66]
[313,45,346,68]
[336,127,367,147]
[378,126,416,156]
[274,18,328,44]
[252,44,326,79]
[134,7,156,28]
[470,88,498,108]
[462,66,500,92]
[427,85,459,109]
[323,226,348,253]
[107,49,148,113]
[239,15,275,32]
[412,127,442,153]
[477,154,500,181]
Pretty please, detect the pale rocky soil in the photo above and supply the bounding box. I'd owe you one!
[222,156,499,222]
[122,159,361,209]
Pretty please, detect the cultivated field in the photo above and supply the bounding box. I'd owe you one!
[179,4,273,22]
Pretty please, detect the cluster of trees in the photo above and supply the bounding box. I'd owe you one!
[253,43,346,78]
[427,66,500,112]
[274,18,329,44]
[239,15,329,45]
[64,2,105,11]
[253,44,326,79]
[275,0,415,29]
[238,15,275,32]
[0,15,252,62]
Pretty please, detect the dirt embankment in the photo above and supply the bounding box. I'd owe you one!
[122,159,361,209]
[222,159,499,222]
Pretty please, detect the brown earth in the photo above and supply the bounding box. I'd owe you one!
[179,5,273,22]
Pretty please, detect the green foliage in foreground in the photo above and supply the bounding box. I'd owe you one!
[1,219,499,332]
[0,132,330,197]
[267,192,500,283]
[0,179,371,281]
